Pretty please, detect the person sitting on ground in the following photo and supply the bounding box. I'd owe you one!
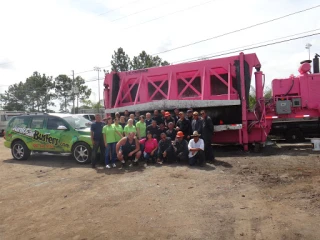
[139,131,158,166]
[164,111,175,127]
[166,122,177,141]
[146,120,160,140]
[136,115,146,140]
[124,119,137,136]
[171,131,189,163]
[157,132,174,164]
[188,131,205,167]
[116,132,141,167]
[145,112,152,127]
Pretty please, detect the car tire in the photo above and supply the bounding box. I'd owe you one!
[11,140,31,160]
[72,142,92,164]
[285,129,304,143]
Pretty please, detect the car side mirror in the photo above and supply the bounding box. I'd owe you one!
[57,125,68,130]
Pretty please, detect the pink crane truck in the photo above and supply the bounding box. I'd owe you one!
[267,54,320,142]
[103,52,271,151]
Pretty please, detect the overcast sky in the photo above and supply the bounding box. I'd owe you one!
[0,0,319,110]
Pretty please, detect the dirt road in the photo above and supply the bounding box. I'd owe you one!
[0,138,319,240]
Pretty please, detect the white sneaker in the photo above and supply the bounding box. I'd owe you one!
[144,163,147,167]
[133,159,138,163]
[106,165,111,169]
[112,163,116,168]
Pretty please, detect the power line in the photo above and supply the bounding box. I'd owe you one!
[152,4,320,56]
[173,28,320,64]
[124,0,217,29]
[176,32,320,64]
[72,4,320,75]
[110,0,172,22]
[97,0,143,16]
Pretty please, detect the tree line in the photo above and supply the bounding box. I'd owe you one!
[0,48,169,112]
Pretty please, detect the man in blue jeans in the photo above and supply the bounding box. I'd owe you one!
[90,114,105,168]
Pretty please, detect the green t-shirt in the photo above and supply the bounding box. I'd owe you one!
[112,123,123,142]
[102,125,116,143]
[124,125,137,135]
[136,121,146,138]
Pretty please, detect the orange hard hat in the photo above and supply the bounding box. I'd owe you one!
[176,131,184,138]
[165,111,170,117]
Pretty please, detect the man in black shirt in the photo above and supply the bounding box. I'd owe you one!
[146,120,161,140]
[187,109,193,122]
[191,111,203,134]
[200,110,215,162]
[90,114,105,168]
[166,122,176,141]
[171,131,189,163]
[152,110,164,125]
[157,133,174,164]
[145,112,152,127]
[164,111,175,127]
[176,112,192,140]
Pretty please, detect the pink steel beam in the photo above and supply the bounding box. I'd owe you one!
[121,78,139,104]
[134,75,143,105]
[239,53,249,151]
[148,79,168,100]
[228,64,232,100]
[209,69,237,94]
[177,71,201,98]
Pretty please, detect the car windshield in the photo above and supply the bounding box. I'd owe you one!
[62,115,92,129]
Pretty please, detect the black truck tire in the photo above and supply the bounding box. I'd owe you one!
[285,129,304,142]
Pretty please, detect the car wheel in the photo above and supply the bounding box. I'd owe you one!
[11,140,31,160]
[72,142,91,164]
[285,129,304,143]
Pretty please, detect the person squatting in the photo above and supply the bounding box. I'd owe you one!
[90,108,215,169]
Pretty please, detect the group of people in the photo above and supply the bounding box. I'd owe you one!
[90,108,215,169]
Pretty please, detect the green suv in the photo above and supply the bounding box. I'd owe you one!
[4,113,93,163]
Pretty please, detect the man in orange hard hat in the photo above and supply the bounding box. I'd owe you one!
[171,131,188,163]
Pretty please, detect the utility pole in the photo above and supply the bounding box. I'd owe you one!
[94,66,101,113]
[305,43,312,60]
[72,70,75,114]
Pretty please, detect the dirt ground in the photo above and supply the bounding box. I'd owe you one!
[0,138,320,240]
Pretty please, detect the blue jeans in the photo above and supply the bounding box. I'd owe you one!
[143,152,156,162]
[105,142,116,165]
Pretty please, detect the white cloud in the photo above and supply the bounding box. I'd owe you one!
[0,0,319,111]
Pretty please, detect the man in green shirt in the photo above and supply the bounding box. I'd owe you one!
[136,115,146,139]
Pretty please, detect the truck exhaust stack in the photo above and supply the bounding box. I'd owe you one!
[314,54,319,74]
